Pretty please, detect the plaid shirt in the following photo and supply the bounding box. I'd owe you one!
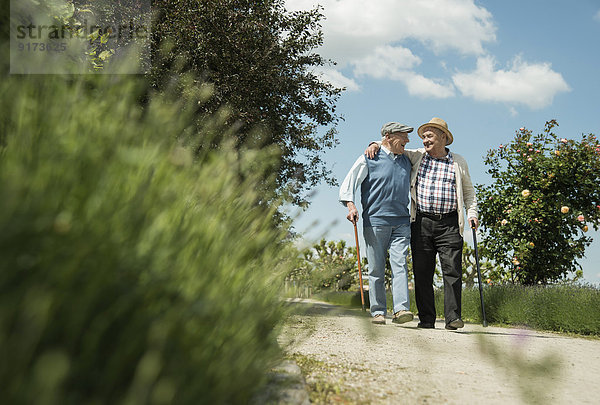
[416,151,458,214]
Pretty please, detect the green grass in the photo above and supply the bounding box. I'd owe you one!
[464,284,600,335]
[314,284,600,335]
[290,353,363,404]
[313,290,367,308]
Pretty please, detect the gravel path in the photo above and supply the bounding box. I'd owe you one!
[280,299,600,404]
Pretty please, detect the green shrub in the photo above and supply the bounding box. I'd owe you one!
[290,239,366,292]
[477,121,600,284]
[0,62,293,403]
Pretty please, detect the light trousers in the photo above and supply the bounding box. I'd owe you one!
[363,223,411,316]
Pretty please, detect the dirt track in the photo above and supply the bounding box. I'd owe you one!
[280,299,600,404]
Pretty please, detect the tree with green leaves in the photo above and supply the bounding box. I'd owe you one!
[151,0,343,205]
[13,0,341,204]
[476,120,600,284]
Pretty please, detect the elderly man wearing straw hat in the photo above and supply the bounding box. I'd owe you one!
[365,117,478,330]
[339,122,416,325]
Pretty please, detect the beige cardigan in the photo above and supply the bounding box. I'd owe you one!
[404,148,478,237]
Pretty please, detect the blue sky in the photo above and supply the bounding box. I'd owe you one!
[285,0,600,284]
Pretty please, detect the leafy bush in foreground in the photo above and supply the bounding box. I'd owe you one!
[0,67,293,403]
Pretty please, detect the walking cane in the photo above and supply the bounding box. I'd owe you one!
[353,221,366,312]
[471,220,488,327]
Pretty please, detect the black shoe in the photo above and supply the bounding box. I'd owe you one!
[445,318,464,330]
[417,322,435,329]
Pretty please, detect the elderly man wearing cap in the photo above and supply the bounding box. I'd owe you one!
[339,122,415,325]
[365,118,478,330]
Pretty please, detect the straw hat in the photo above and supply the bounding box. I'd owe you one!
[417,117,453,145]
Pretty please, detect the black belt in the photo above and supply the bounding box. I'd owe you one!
[417,211,457,220]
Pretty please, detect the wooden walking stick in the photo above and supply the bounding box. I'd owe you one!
[471,220,488,327]
[353,221,366,312]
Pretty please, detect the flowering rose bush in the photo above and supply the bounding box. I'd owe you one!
[477,120,600,284]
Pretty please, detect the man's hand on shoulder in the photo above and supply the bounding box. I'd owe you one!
[365,142,380,159]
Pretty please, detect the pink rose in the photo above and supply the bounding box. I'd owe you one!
[578,215,585,222]
[527,157,532,162]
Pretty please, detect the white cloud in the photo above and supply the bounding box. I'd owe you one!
[397,71,455,98]
[285,1,567,109]
[452,56,570,109]
[284,0,495,95]
[352,45,421,78]
[351,45,454,98]
[287,0,496,64]
[316,67,360,91]
[595,10,600,22]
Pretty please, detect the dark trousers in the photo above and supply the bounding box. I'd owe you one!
[411,212,463,324]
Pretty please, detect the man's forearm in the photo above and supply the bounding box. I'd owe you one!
[339,155,368,204]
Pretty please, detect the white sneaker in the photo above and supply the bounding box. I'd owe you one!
[392,310,414,324]
[371,314,386,325]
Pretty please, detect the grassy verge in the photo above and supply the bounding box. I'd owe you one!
[463,284,600,335]
[313,284,600,336]
[290,353,364,404]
